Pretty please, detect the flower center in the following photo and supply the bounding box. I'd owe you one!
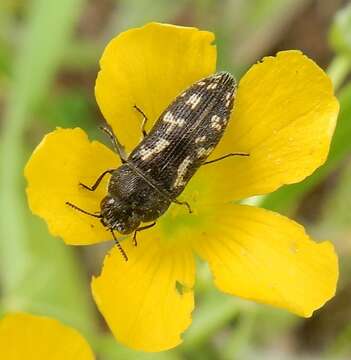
[158,202,205,244]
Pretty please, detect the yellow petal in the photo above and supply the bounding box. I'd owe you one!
[192,204,338,317]
[185,50,339,204]
[0,312,94,360]
[91,229,195,352]
[95,22,216,152]
[25,128,119,245]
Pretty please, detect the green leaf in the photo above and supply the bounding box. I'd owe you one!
[38,88,96,129]
[1,214,97,336]
[0,0,96,336]
[262,82,351,214]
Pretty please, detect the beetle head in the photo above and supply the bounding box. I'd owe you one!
[100,195,140,234]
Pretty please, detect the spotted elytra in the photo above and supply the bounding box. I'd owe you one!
[66,72,249,260]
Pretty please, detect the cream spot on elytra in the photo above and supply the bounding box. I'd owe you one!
[210,115,222,131]
[195,135,207,144]
[196,147,213,158]
[140,138,170,160]
[163,111,185,133]
[186,94,202,109]
[173,156,192,188]
[207,83,217,90]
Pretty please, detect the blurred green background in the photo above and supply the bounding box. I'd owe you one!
[1,0,351,359]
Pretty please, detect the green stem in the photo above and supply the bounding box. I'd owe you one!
[183,292,242,350]
[222,309,257,359]
[327,54,351,91]
[0,104,28,295]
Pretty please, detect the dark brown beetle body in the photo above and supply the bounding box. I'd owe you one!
[100,72,236,234]
[67,71,244,260]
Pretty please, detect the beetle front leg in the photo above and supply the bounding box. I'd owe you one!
[132,222,156,246]
[79,169,115,191]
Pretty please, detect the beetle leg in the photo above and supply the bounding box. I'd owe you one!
[100,125,128,163]
[203,152,249,165]
[132,222,156,246]
[79,169,114,191]
[173,199,192,214]
[134,105,148,138]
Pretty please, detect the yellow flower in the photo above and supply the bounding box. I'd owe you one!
[0,312,94,359]
[25,23,339,352]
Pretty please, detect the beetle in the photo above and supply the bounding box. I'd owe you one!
[66,72,249,260]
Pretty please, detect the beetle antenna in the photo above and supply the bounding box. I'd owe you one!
[110,230,128,261]
[65,201,101,218]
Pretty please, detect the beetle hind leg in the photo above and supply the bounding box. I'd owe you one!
[203,152,249,165]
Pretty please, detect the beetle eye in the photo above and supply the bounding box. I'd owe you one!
[117,224,125,232]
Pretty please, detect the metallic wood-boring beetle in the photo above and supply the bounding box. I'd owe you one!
[67,72,249,260]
